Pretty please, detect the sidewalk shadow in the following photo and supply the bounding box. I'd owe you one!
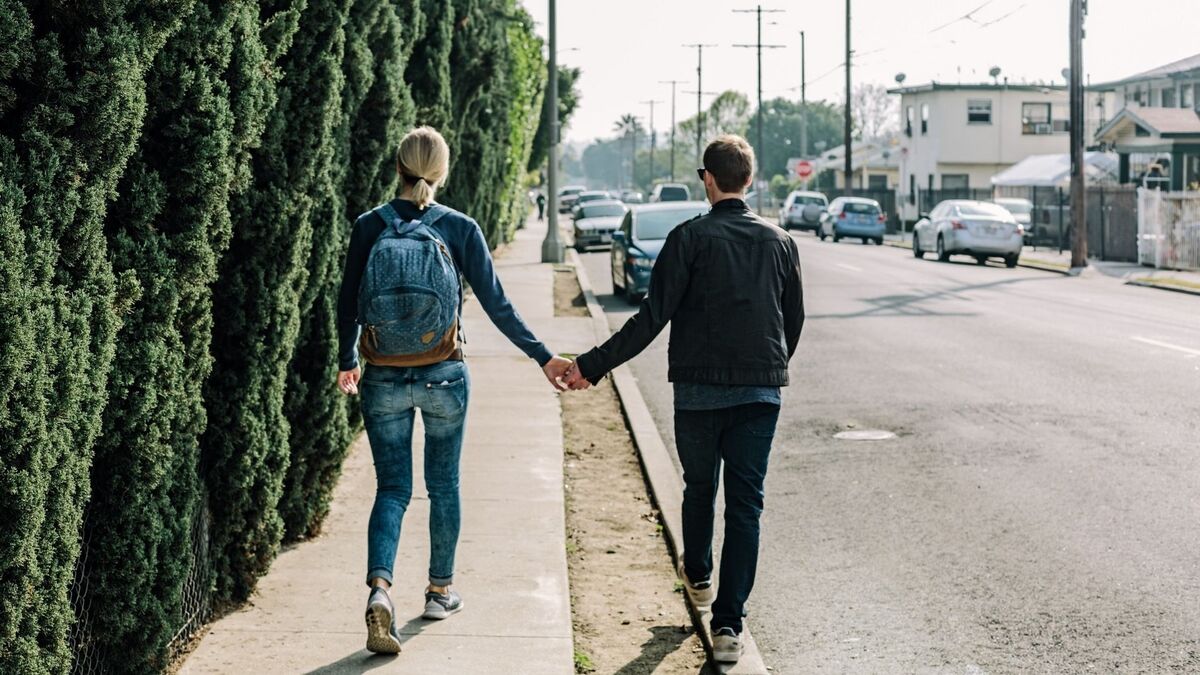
[304,615,428,675]
[612,624,701,675]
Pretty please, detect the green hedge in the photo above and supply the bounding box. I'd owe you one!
[0,0,549,671]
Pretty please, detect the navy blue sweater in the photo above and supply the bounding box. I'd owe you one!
[337,199,553,371]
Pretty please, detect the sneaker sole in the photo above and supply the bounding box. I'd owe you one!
[422,600,464,620]
[713,647,743,664]
[365,603,402,654]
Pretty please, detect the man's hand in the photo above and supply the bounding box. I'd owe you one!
[338,367,361,395]
[542,355,572,392]
[564,362,591,391]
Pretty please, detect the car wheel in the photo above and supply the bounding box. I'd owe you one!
[818,229,826,241]
[1005,254,1019,268]
[833,228,841,243]
[875,237,884,246]
[913,234,925,259]
[936,235,950,262]
[612,270,624,295]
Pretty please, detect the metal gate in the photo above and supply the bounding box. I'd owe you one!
[1138,188,1200,270]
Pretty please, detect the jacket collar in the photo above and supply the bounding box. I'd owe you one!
[711,198,748,211]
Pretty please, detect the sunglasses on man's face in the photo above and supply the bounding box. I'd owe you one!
[696,168,706,181]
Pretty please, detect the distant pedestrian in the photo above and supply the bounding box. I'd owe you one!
[564,134,804,664]
[336,126,573,654]
[536,190,546,220]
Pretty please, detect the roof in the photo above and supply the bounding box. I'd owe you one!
[812,140,901,171]
[1092,52,1200,89]
[1094,106,1200,140]
[887,81,1066,95]
[990,152,1118,188]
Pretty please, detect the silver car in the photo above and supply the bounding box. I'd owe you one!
[572,200,628,250]
[913,200,1024,267]
[780,190,828,232]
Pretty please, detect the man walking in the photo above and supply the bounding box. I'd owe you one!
[536,190,546,221]
[564,134,804,664]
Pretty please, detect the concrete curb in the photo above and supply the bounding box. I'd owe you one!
[566,249,770,675]
[883,239,1071,275]
[1126,279,1200,297]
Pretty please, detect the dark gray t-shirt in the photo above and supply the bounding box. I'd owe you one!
[673,382,781,411]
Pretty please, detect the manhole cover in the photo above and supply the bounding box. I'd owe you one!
[833,429,896,441]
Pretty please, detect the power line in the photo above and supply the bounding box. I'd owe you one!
[733,5,785,212]
[683,43,718,166]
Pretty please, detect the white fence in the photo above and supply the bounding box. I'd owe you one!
[1137,188,1200,271]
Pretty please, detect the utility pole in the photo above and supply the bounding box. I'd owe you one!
[843,0,854,196]
[734,5,785,213]
[800,30,808,159]
[1069,0,1088,270]
[659,80,684,181]
[641,99,663,188]
[684,43,717,167]
[541,0,563,262]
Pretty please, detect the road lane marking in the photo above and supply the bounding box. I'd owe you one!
[1131,336,1200,357]
[836,263,863,272]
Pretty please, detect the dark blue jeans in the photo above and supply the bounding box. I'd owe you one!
[674,402,780,634]
[361,360,470,587]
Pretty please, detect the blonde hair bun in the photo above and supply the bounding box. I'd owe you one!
[398,126,450,208]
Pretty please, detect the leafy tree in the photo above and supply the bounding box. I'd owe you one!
[853,82,897,141]
[405,0,453,130]
[0,2,189,671]
[751,97,845,179]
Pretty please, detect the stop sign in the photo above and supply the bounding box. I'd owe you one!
[795,160,814,179]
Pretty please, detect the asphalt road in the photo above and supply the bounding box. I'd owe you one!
[578,231,1200,673]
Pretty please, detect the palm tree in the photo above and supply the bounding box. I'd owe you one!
[613,114,643,190]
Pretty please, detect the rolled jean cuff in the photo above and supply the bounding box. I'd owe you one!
[429,572,454,587]
[366,567,393,587]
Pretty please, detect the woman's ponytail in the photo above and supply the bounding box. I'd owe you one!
[397,126,450,209]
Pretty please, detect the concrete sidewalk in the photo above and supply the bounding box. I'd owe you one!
[181,214,594,674]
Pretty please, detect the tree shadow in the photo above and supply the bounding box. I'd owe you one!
[303,615,428,675]
[612,624,703,675]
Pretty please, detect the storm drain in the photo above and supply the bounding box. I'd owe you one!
[833,429,896,441]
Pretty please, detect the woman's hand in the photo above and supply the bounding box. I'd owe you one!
[338,367,361,395]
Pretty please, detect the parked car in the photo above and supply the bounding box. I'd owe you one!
[572,200,628,250]
[648,183,691,202]
[992,197,1034,244]
[912,200,1024,267]
[780,190,829,232]
[610,201,708,302]
[619,190,644,204]
[558,185,586,213]
[819,196,886,244]
[570,190,613,218]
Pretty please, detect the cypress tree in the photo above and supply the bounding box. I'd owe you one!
[405,0,454,131]
[72,2,295,669]
[278,0,419,542]
[0,2,188,671]
[200,0,353,602]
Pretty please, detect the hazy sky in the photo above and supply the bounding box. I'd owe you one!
[521,0,1200,145]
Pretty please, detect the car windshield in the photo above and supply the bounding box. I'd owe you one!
[995,200,1032,215]
[842,201,880,215]
[958,202,1012,218]
[658,186,689,201]
[580,204,626,219]
[635,207,705,240]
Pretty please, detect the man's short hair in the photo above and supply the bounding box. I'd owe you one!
[703,134,755,193]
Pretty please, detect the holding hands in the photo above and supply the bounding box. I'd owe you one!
[543,354,591,392]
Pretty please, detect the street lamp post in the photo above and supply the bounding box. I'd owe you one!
[541,0,563,263]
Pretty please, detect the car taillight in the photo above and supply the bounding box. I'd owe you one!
[1016,223,1025,235]
[877,213,885,223]
[839,212,847,220]
[951,220,966,230]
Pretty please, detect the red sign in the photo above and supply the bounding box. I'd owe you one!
[795,160,814,179]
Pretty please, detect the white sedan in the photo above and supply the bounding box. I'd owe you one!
[913,200,1024,267]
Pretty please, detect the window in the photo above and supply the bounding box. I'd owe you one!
[1051,103,1070,133]
[908,174,916,204]
[843,201,880,215]
[1022,102,1052,134]
[1183,84,1195,110]
[920,103,930,134]
[905,105,914,137]
[1162,87,1176,108]
[942,174,969,190]
[868,175,887,190]
[967,99,992,124]
[634,206,706,240]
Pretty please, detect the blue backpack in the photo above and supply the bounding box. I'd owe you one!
[358,202,461,365]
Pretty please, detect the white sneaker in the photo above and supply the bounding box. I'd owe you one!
[712,627,743,663]
[677,562,714,607]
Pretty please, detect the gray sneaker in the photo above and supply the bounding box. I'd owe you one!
[712,627,743,663]
[365,587,402,654]
[677,562,714,607]
[422,588,464,620]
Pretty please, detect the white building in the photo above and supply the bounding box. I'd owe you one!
[888,82,1073,220]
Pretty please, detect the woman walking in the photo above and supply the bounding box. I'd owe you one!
[336,126,572,654]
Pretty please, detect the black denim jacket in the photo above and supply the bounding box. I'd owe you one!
[576,199,804,386]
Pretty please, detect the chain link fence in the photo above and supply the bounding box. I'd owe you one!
[69,499,213,674]
[1138,188,1200,270]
